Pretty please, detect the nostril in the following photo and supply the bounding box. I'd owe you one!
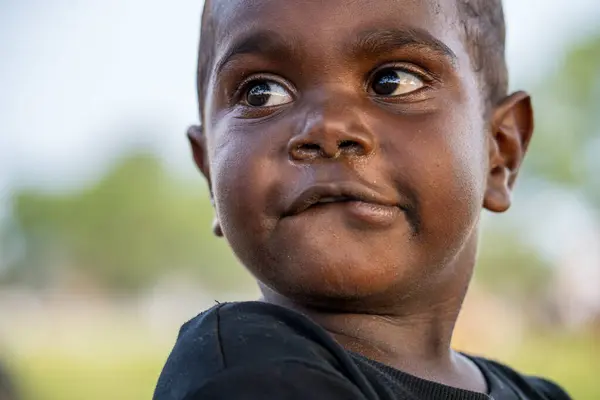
[338,140,363,155]
[299,143,321,152]
[290,142,322,160]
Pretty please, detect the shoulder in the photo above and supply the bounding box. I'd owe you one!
[154,301,367,400]
[526,377,573,400]
[468,356,572,400]
[175,301,344,366]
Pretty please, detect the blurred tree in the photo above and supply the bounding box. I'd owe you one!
[474,223,553,322]
[474,32,600,325]
[3,34,599,304]
[525,33,600,208]
[4,152,253,293]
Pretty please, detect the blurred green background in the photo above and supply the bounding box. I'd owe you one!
[1,1,599,399]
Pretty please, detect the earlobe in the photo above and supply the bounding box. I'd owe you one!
[188,124,207,172]
[212,218,223,237]
[483,91,534,213]
[209,198,223,237]
[188,124,211,184]
[188,125,222,237]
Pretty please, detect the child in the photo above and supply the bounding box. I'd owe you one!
[155,0,571,398]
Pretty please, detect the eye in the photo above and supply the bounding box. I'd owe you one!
[371,69,424,96]
[244,80,293,107]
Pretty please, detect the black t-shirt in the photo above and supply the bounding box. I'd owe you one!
[154,302,571,400]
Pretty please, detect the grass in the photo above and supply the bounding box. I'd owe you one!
[6,332,598,400]
[12,351,167,400]
[498,332,599,399]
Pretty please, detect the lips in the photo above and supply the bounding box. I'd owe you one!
[284,182,402,217]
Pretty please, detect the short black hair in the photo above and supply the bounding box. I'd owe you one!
[456,0,508,108]
[196,0,508,118]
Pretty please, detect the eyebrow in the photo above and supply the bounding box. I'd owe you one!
[350,27,457,63]
[215,26,457,74]
[215,30,299,74]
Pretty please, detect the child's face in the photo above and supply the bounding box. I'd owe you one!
[194,0,520,308]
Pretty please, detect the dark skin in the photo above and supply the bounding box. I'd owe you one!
[190,0,533,394]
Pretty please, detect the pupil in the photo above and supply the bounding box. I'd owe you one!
[247,82,270,106]
[373,71,399,95]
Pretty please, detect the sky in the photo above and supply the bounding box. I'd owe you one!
[1,0,600,195]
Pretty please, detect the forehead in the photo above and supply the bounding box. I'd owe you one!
[209,0,464,58]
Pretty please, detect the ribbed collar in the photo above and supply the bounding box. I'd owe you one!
[349,351,495,400]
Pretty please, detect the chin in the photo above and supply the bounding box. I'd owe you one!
[251,243,421,312]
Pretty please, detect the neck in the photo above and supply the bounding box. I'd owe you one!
[260,235,486,392]
[262,284,462,372]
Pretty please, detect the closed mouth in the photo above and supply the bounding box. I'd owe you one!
[284,182,402,217]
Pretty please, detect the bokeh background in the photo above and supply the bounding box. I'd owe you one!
[1,0,599,399]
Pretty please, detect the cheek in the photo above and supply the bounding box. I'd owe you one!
[440,111,487,201]
[380,109,487,251]
[208,120,287,253]
[426,112,487,243]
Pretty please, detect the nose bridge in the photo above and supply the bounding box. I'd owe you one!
[288,89,375,161]
[306,86,361,129]
[309,95,353,134]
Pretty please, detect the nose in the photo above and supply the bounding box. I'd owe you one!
[287,104,376,162]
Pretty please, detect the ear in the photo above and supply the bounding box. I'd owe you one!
[188,124,210,182]
[188,125,223,237]
[483,91,534,213]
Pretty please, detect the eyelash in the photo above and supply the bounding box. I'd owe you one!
[233,73,296,105]
[366,62,437,91]
[232,62,438,105]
